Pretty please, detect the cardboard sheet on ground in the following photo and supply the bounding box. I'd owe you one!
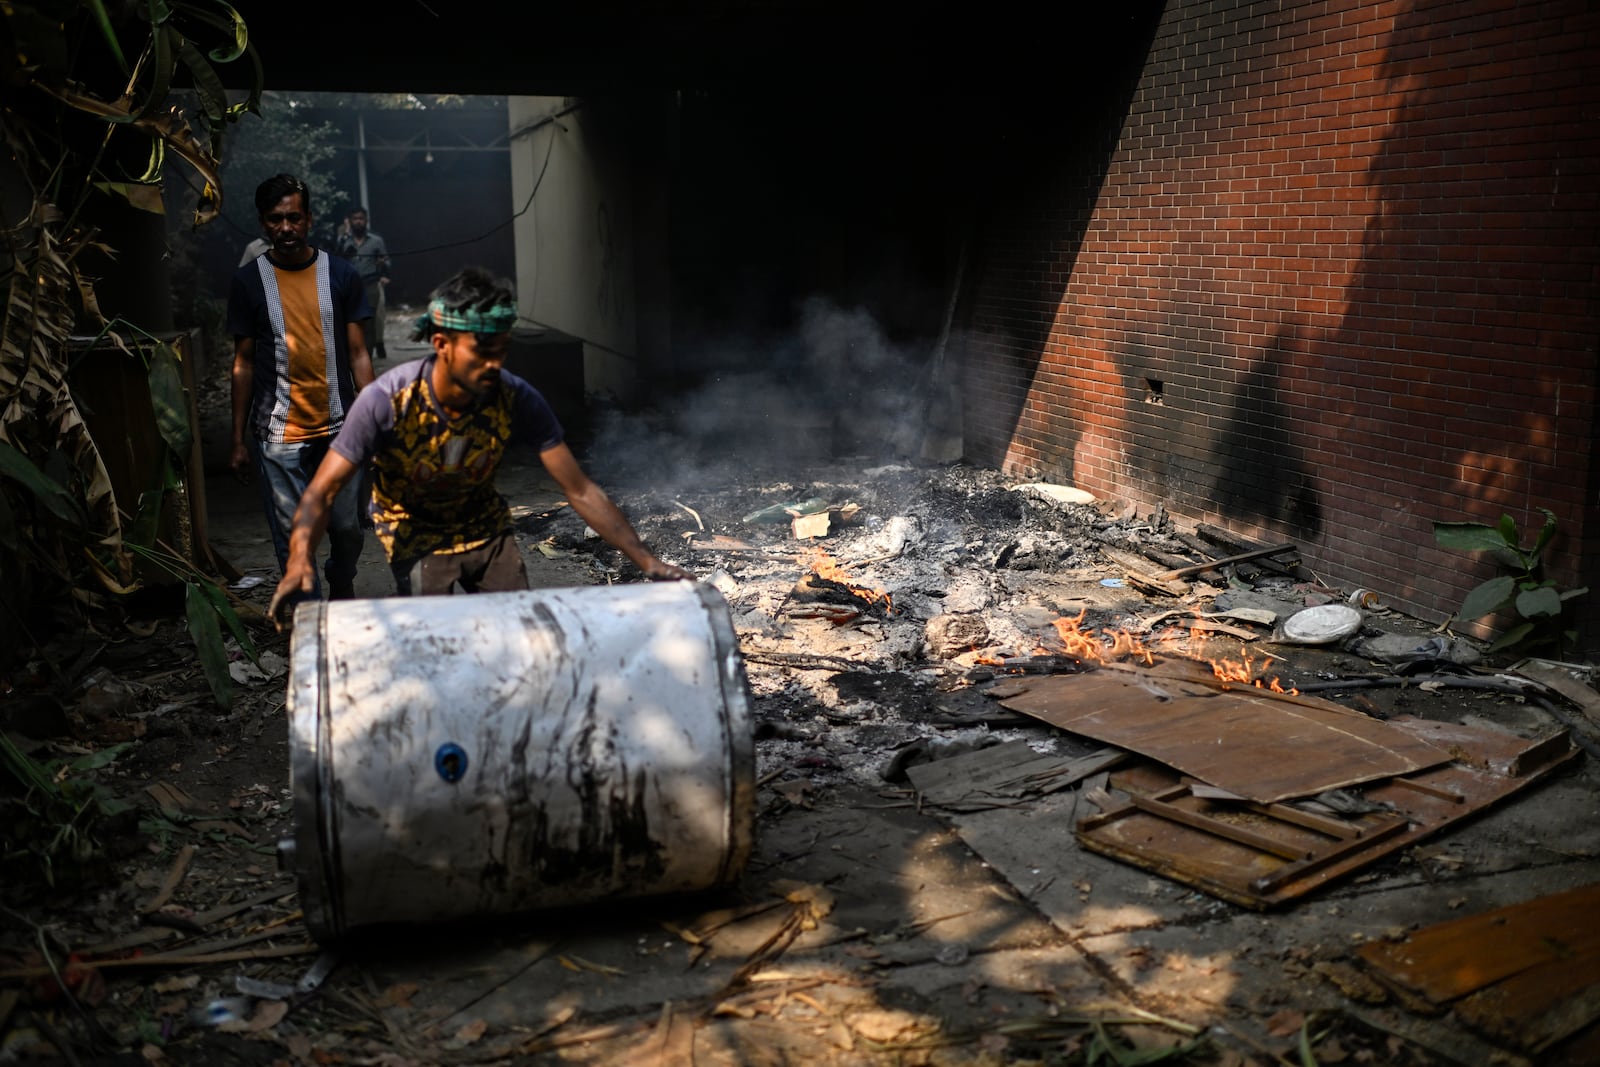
[995,666,1451,802]
[1357,881,1600,1054]
[905,740,1125,812]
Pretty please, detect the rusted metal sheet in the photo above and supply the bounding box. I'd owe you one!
[1357,882,1600,1054]
[1073,717,1577,909]
[284,583,755,942]
[998,668,1451,802]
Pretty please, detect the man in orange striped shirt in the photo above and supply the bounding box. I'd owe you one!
[228,174,375,600]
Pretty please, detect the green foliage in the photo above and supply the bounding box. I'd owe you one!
[1433,507,1588,655]
[1,734,133,890]
[213,90,347,237]
[2,1,262,679]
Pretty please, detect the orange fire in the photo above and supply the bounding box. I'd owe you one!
[807,550,893,612]
[1040,610,1298,693]
[1047,610,1155,666]
[1205,648,1296,693]
[1188,625,1297,692]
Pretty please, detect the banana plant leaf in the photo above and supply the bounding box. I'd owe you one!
[146,341,192,454]
[185,580,233,709]
[0,440,88,527]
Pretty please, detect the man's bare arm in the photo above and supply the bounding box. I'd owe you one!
[346,321,375,390]
[539,443,690,580]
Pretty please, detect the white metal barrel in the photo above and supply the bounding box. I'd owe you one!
[281,582,755,942]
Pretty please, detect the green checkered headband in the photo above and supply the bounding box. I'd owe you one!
[417,298,518,335]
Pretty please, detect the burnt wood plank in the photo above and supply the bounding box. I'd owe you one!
[1356,882,1600,1003]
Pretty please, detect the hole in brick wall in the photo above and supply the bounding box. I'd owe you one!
[1144,378,1164,405]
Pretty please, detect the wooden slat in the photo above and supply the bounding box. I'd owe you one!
[1154,542,1300,580]
[1358,882,1600,1053]
[1456,955,1600,1053]
[1356,882,1600,1003]
[1247,816,1410,892]
[1123,792,1311,860]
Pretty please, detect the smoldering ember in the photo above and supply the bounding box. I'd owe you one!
[4,364,1600,1065]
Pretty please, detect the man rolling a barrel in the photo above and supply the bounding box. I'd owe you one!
[268,266,689,622]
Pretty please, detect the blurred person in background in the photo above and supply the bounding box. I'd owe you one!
[335,206,391,360]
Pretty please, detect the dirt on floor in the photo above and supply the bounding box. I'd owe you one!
[4,333,1600,1066]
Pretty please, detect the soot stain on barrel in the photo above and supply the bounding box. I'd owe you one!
[492,696,668,892]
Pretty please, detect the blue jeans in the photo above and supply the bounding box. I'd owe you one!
[254,437,363,595]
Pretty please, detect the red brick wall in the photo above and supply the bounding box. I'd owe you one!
[965,0,1600,652]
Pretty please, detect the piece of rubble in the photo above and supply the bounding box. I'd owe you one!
[1277,604,1363,645]
[704,568,740,600]
[1013,482,1097,506]
[924,614,990,659]
[792,511,831,539]
[1212,589,1297,622]
[881,734,1002,783]
[1352,632,1482,667]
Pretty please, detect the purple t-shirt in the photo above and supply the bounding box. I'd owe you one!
[333,357,563,561]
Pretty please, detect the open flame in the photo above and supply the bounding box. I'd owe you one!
[1187,625,1298,693]
[1029,610,1297,693]
[1046,610,1155,665]
[806,550,893,612]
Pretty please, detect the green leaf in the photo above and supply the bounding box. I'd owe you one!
[146,342,192,453]
[0,441,87,526]
[68,742,135,773]
[129,19,176,123]
[1488,620,1536,653]
[86,0,131,74]
[1531,507,1558,558]
[195,575,256,662]
[1516,585,1563,620]
[186,581,233,710]
[175,35,228,123]
[1458,575,1516,621]
[1434,521,1511,554]
[1495,513,1520,548]
[1560,586,1589,602]
[173,0,248,63]
[1297,1020,1318,1067]
[135,137,168,183]
[128,487,164,550]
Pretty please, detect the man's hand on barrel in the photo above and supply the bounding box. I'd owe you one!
[268,560,316,629]
[641,558,694,582]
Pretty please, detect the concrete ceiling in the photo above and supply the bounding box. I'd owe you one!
[241,3,1164,96]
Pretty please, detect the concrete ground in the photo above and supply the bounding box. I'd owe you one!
[88,309,1600,1064]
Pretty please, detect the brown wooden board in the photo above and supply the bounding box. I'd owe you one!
[998,670,1451,802]
[1357,882,1600,1053]
[1073,718,1577,909]
[1356,882,1600,1002]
